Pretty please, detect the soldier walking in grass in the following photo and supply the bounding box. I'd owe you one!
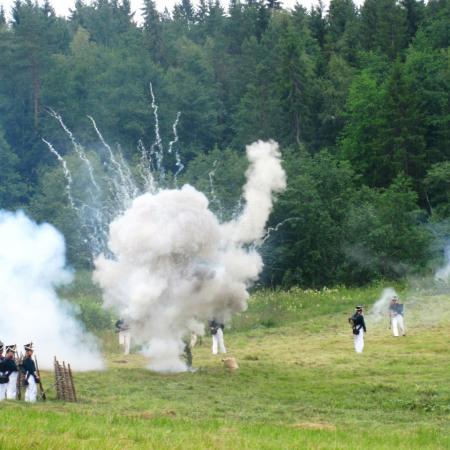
[349,306,366,353]
[2,344,18,399]
[209,319,226,355]
[183,332,198,372]
[21,342,40,403]
[389,295,406,337]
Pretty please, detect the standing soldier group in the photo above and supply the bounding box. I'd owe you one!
[349,294,407,353]
[0,342,41,402]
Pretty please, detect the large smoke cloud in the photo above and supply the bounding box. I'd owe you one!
[0,211,103,371]
[94,140,286,372]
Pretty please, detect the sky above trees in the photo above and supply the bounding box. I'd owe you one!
[0,0,365,19]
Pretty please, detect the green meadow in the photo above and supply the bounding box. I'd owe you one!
[1,284,449,449]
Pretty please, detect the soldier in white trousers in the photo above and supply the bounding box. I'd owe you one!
[3,345,18,399]
[115,319,131,355]
[209,320,226,354]
[389,296,406,337]
[349,306,367,353]
[0,342,6,401]
[22,342,40,403]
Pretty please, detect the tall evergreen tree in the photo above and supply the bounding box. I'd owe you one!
[0,6,6,26]
[142,0,163,63]
[360,0,408,60]
[401,0,425,42]
[0,127,26,209]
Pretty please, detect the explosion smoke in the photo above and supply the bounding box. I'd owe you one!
[0,211,103,371]
[94,140,286,372]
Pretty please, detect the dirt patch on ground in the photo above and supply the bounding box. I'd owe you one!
[292,422,336,431]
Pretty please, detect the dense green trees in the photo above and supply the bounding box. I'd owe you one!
[0,0,448,287]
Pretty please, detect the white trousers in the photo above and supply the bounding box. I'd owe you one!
[0,382,6,401]
[391,315,406,336]
[119,330,131,355]
[25,376,37,403]
[212,328,226,354]
[6,372,18,400]
[354,329,364,353]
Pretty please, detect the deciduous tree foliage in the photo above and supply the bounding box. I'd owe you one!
[0,0,448,286]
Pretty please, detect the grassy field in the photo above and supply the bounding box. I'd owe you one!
[1,283,449,449]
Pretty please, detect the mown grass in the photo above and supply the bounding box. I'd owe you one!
[1,283,449,449]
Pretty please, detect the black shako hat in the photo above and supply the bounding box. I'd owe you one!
[355,305,364,311]
[24,342,34,352]
[5,344,16,354]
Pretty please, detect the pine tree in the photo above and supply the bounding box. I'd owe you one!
[0,6,6,27]
[401,0,425,43]
[379,62,427,184]
[266,0,282,10]
[173,0,195,28]
[0,128,26,209]
[360,0,408,60]
[308,0,326,49]
[142,0,163,62]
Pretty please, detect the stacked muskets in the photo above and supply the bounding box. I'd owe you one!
[15,351,24,400]
[34,356,46,400]
[54,357,77,402]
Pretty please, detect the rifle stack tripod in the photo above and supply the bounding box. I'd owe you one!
[11,354,77,402]
[54,357,77,402]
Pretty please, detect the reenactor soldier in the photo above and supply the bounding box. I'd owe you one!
[209,319,227,355]
[389,295,406,337]
[0,342,7,401]
[349,306,367,353]
[22,342,40,403]
[182,332,198,372]
[115,319,131,355]
[3,345,18,399]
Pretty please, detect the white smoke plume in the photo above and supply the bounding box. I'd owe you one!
[94,140,286,372]
[222,141,287,243]
[0,211,103,371]
[368,287,398,322]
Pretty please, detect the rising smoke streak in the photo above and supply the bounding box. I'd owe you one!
[93,140,286,372]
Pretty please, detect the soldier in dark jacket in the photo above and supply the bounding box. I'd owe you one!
[2,345,18,399]
[0,342,6,401]
[389,296,406,337]
[22,342,39,403]
[350,306,367,353]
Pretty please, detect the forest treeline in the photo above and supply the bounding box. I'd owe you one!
[0,0,449,287]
